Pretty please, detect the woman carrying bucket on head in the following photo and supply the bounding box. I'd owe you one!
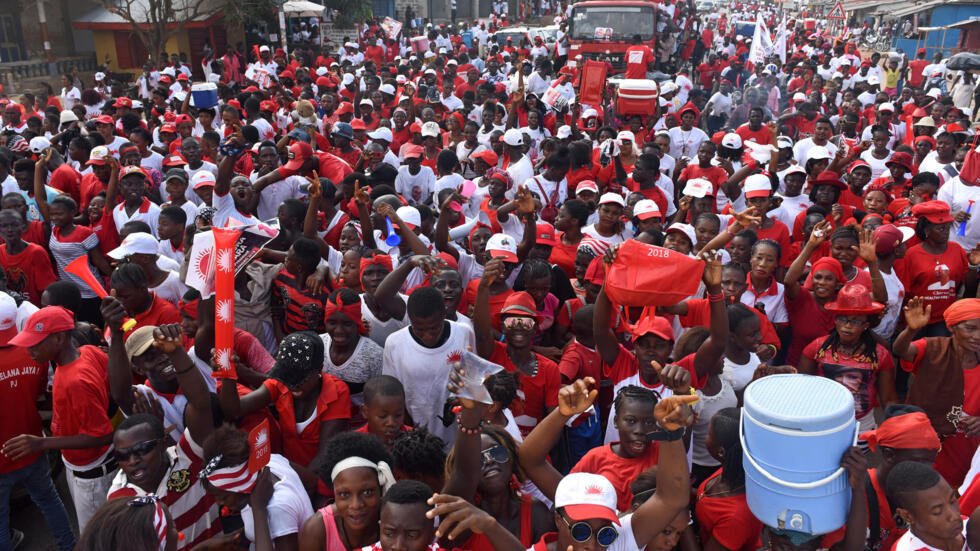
[799,283,897,432]
[893,297,980,487]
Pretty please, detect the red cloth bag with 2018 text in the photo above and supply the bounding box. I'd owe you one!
[604,240,705,306]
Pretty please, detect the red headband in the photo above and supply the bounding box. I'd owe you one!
[860,412,939,451]
[359,255,393,287]
[324,293,368,335]
[179,298,199,320]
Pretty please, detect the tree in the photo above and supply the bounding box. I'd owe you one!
[104,0,223,62]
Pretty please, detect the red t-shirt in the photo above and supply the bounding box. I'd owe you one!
[0,346,47,473]
[680,165,729,193]
[549,233,578,279]
[784,291,836,367]
[802,337,894,420]
[0,243,56,304]
[908,59,930,88]
[272,268,330,335]
[48,164,82,203]
[735,124,773,146]
[695,470,762,551]
[624,45,655,79]
[489,341,560,438]
[263,374,350,466]
[899,243,969,325]
[79,172,106,211]
[557,340,603,383]
[571,442,659,512]
[23,220,45,247]
[680,298,780,349]
[52,345,113,466]
[130,294,182,337]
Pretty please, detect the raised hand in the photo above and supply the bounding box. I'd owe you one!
[557,377,597,417]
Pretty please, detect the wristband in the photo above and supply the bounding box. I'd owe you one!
[707,292,725,303]
[646,427,685,441]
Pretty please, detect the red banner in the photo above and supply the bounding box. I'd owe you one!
[212,227,241,379]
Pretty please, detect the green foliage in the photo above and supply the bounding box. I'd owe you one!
[322,0,373,28]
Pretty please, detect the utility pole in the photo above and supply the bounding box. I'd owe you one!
[38,0,57,76]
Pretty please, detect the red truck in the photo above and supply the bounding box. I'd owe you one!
[566,0,661,73]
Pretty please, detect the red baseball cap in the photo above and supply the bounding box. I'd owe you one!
[163,154,187,167]
[10,306,75,348]
[536,222,558,247]
[282,141,313,174]
[471,149,498,166]
[335,102,354,115]
[631,315,674,342]
[114,97,132,108]
[94,115,114,125]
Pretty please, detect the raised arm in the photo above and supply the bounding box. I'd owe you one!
[784,220,830,301]
[593,282,621,366]
[517,378,598,500]
[434,195,461,261]
[378,202,428,256]
[442,365,489,499]
[692,252,729,381]
[893,296,930,362]
[101,297,136,414]
[33,150,54,221]
[629,394,699,544]
[473,258,506,359]
[154,323,215,445]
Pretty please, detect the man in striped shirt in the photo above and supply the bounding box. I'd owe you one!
[103,308,224,549]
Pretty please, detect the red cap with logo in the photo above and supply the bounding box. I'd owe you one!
[9,307,75,348]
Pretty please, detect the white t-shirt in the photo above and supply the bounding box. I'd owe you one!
[213,191,260,228]
[251,173,306,221]
[140,151,165,174]
[241,454,314,545]
[113,200,162,238]
[150,270,188,307]
[872,266,905,341]
[505,156,534,199]
[667,126,709,159]
[395,165,437,205]
[740,282,788,324]
[792,138,838,166]
[938,175,980,251]
[382,321,476,447]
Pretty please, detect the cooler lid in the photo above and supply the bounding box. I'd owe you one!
[192,83,217,91]
[617,79,659,93]
[743,374,854,432]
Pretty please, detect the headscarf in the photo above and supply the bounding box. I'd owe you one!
[859,411,940,451]
[862,182,893,203]
[178,298,199,320]
[199,454,258,493]
[944,298,980,328]
[330,456,396,492]
[324,292,368,335]
[484,167,513,190]
[359,254,393,290]
[803,257,845,290]
[468,222,492,249]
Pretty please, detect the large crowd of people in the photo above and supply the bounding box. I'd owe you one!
[0,0,979,549]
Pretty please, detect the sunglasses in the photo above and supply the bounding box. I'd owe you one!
[480,444,509,466]
[559,511,619,546]
[114,438,161,462]
[502,316,535,331]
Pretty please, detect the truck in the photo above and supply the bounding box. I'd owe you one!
[566,0,661,73]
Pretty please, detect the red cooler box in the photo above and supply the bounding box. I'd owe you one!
[616,79,659,117]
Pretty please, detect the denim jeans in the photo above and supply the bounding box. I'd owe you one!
[0,455,75,551]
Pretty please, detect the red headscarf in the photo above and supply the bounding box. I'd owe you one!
[324,292,368,335]
[944,298,980,328]
[179,298,199,319]
[804,257,845,290]
[359,254,393,289]
[859,411,940,451]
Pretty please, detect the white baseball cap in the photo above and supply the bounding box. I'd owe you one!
[191,171,216,189]
[0,292,18,345]
[879,102,896,113]
[666,223,697,245]
[554,473,620,525]
[776,135,794,149]
[682,178,714,198]
[108,232,159,260]
[368,127,393,142]
[792,92,807,102]
[259,45,271,52]
[556,125,572,139]
[395,206,421,229]
[744,173,773,199]
[59,110,79,125]
[721,133,742,149]
[380,83,396,95]
[576,180,599,195]
[784,165,807,177]
[633,199,662,220]
[28,137,51,154]
[598,192,625,207]
[806,146,832,161]
[421,121,441,138]
[503,128,524,147]
[94,72,106,81]
[86,146,111,166]
[616,130,636,144]
[486,233,518,263]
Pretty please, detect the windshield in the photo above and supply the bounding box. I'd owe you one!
[569,5,655,41]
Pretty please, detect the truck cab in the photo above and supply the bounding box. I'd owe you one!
[566,0,660,73]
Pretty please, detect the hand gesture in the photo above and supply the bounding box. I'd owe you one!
[35,148,52,167]
[847,223,874,261]
[677,195,692,212]
[353,179,371,206]
[514,185,536,215]
[557,377,597,417]
[831,203,843,224]
[100,295,128,333]
[732,208,762,231]
[755,343,776,362]
[840,446,868,490]
[427,493,497,539]
[969,244,980,267]
[249,467,276,509]
[602,243,620,266]
[658,362,692,395]
[131,388,166,422]
[479,257,505,288]
[902,296,931,332]
[411,254,443,276]
[808,220,832,247]
[153,325,184,354]
[305,272,326,295]
[700,250,723,287]
[653,394,699,431]
[377,201,396,220]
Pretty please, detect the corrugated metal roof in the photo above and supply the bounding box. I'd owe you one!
[75,0,221,24]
